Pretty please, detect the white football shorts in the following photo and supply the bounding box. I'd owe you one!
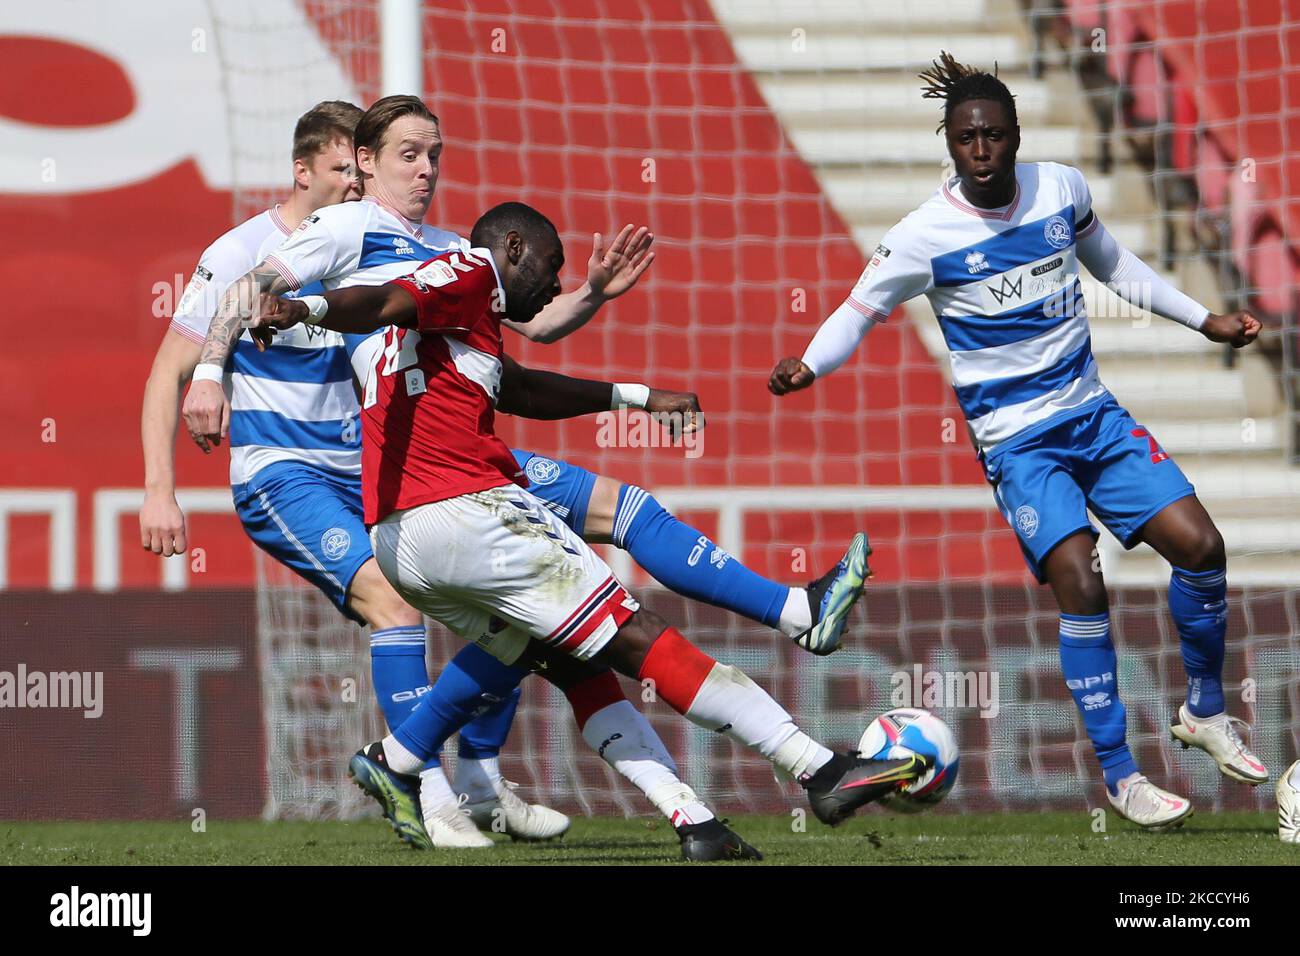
[369,484,639,663]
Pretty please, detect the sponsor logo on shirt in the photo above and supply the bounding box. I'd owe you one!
[965,250,989,274]
[987,272,1024,307]
[410,258,460,289]
[296,214,320,232]
[393,236,415,256]
[977,251,1075,313]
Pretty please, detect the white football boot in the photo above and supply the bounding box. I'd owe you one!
[1277,760,1300,844]
[421,791,495,849]
[465,779,571,841]
[1107,773,1193,830]
[1169,703,1269,784]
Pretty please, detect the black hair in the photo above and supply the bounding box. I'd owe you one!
[919,51,1018,134]
[470,201,558,250]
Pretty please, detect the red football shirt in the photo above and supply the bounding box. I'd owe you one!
[360,248,526,524]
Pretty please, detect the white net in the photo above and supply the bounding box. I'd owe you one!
[209,0,1300,819]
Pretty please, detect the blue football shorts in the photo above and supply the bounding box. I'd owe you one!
[981,397,1196,582]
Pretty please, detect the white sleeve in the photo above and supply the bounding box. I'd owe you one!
[1076,214,1210,331]
[168,238,256,345]
[801,300,880,377]
[262,203,364,290]
[801,221,932,378]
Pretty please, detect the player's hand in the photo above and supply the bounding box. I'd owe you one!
[140,491,187,557]
[587,224,655,300]
[1201,310,1262,349]
[647,388,704,436]
[182,379,230,454]
[768,358,816,395]
[248,293,308,352]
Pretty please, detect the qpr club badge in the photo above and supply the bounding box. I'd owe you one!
[524,456,561,485]
[1015,505,1040,539]
[1043,216,1072,249]
[321,527,352,561]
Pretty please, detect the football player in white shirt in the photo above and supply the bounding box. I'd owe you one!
[142,101,362,553]
[771,53,1267,829]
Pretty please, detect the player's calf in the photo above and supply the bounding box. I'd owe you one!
[596,618,926,824]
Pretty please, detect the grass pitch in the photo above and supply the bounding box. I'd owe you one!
[1,811,1291,865]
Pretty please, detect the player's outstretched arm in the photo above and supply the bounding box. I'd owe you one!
[246,284,416,347]
[769,298,883,396]
[497,354,702,428]
[182,263,293,452]
[504,224,655,344]
[140,329,203,555]
[1075,215,1261,348]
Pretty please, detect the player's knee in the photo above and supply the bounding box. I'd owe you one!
[362,598,422,631]
[1177,527,1226,572]
[1057,566,1108,616]
[599,609,666,677]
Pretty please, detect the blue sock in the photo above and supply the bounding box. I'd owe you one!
[613,484,789,627]
[1058,613,1138,793]
[458,687,522,759]
[392,643,528,763]
[1169,566,1228,718]
[369,626,430,732]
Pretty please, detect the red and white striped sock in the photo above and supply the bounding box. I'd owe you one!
[566,670,714,826]
[637,628,833,779]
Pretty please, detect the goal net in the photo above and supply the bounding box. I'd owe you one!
[208,0,1300,819]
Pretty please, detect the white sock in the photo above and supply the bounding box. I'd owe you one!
[777,587,812,637]
[581,700,714,825]
[682,661,832,779]
[381,734,424,774]
[454,755,502,804]
[418,765,457,808]
[1289,763,1300,788]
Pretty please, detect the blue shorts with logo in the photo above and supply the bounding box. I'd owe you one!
[510,449,599,536]
[981,397,1196,583]
[233,461,373,623]
[232,452,600,622]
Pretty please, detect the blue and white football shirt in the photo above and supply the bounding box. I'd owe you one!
[842,162,1106,452]
[173,198,469,487]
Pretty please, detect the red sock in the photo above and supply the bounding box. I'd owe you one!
[636,627,716,714]
[563,669,625,732]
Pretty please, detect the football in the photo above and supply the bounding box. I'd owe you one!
[858,708,960,812]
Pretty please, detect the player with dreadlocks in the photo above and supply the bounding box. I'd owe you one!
[770,52,1268,829]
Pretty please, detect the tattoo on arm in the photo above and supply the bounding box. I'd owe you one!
[197,265,291,367]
